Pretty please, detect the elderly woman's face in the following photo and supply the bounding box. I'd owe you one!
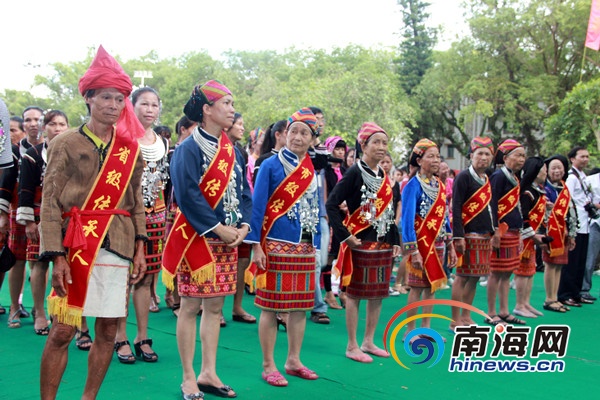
[86,88,125,126]
[548,159,565,183]
[286,122,313,157]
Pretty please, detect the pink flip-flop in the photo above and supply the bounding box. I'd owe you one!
[262,371,288,387]
[360,347,390,358]
[346,352,373,363]
[285,366,318,380]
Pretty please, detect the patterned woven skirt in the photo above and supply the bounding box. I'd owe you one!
[515,238,536,277]
[490,230,520,273]
[144,210,167,274]
[456,233,491,277]
[9,210,26,261]
[177,238,237,298]
[408,242,444,288]
[542,234,568,265]
[347,241,393,299]
[255,239,315,312]
[25,207,41,262]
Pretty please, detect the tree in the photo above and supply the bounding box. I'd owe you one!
[544,78,600,159]
[415,0,594,157]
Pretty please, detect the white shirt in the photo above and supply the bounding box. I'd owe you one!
[567,167,590,234]
[585,173,600,227]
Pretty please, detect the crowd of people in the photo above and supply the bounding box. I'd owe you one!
[0,46,598,399]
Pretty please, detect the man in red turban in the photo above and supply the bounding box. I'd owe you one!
[39,46,147,399]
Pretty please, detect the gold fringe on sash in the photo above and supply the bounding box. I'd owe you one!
[161,268,176,291]
[189,262,216,286]
[47,295,83,329]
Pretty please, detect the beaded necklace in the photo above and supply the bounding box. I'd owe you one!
[357,160,395,237]
[140,131,169,209]
[278,148,319,233]
[193,127,241,226]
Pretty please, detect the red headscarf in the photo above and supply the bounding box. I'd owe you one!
[78,45,144,142]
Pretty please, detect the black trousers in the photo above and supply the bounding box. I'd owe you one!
[558,233,588,301]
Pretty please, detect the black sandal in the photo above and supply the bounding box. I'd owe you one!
[172,303,181,318]
[543,301,567,313]
[309,312,330,325]
[134,338,158,362]
[76,330,93,351]
[114,340,136,364]
[483,315,504,326]
[499,314,526,325]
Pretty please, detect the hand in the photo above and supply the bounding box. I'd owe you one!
[25,221,39,242]
[0,212,9,236]
[339,201,348,213]
[251,243,267,270]
[130,240,146,285]
[454,238,465,255]
[345,235,362,249]
[392,245,401,258]
[51,256,72,297]
[532,234,546,246]
[568,237,576,251]
[229,225,249,248]
[490,233,501,249]
[447,244,457,268]
[213,224,239,245]
[411,252,423,270]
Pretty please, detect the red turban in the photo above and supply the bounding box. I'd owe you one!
[78,45,144,142]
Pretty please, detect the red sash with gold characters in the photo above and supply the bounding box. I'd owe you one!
[245,154,315,290]
[521,193,547,259]
[47,130,140,328]
[161,132,235,290]
[408,178,448,292]
[334,174,393,287]
[461,180,491,226]
[497,184,520,222]
[547,183,571,257]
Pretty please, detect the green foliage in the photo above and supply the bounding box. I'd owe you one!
[1,46,413,161]
[544,78,600,160]
[411,0,593,159]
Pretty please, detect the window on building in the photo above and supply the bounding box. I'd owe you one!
[447,145,455,159]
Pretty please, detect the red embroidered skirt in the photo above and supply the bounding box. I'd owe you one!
[144,210,167,274]
[456,233,491,277]
[347,241,393,299]
[255,239,315,312]
[25,208,41,262]
[515,238,536,277]
[542,233,568,265]
[408,242,444,288]
[490,230,520,273]
[9,210,26,261]
[177,238,237,297]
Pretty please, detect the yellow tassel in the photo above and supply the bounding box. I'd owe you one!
[190,263,215,286]
[244,267,255,292]
[341,275,352,288]
[407,261,423,279]
[255,273,267,290]
[161,269,176,291]
[332,265,341,279]
[47,296,83,329]
[430,277,448,293]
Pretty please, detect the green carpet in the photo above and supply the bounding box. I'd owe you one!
[1,271,598,399]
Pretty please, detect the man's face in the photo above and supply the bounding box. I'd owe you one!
[9,120,26,145]
[571,149,590,170]
[314,112,325,135]
[86,88,125,126]
[23,108,43,141]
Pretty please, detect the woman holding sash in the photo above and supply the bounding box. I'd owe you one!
[450,137,494,330]
[401,139,455,340]
[486,139,526,326]
[163,80,252,399]
[327,122,400,364]
[542,155,576,313]
[514,157,547,318]
[246,108,321,387]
